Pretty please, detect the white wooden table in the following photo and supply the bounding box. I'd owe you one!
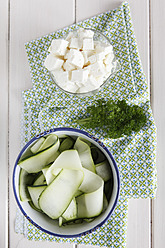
[0,0,164,247]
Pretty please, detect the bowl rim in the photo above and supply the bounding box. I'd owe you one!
[13,127,120,238]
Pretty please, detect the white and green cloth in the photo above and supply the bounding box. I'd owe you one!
[15,2,157,247]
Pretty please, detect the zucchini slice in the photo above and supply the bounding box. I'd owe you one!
[30,137,45,154]
[19,169,35,202]
[91,146,106,164]
[39,169,84,219]
[77,168,104,218]
[59,136,75,153]
[102,193,108,213]
[43,151,61,185]
[74,137,95,173]
[29,200,42,212]
[62,198,77,221]
[74,190,83,197]
[95,160,112,182]
[76,186,103,219]
[31,134,58,154]
[33,172,46,186]
[28,185,47,210]
[60,198,77,226]
[18,138,60,173]
[51,150,83,173]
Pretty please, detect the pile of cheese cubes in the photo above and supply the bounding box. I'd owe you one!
[44,28,115,94]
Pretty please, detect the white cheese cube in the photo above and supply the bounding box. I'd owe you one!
[44,54,64,71]
[84,75,98,86]
[82,38,94,51]
[64,48,70,59]
[95,42,113,55]
[69,37,82,49]
[94,40,102,49]
[105,63,113,74]
[78,28,94,39]
[50,39,69,56]
[95,75,105,87]
[88,61,106,77]
[88,52,105,64]
[77,83,98,93]
[81,51,89,65]
[63,60,76,71]
[63,81,79,93]
[81,50,95,65]
[65,32,74,41]
[104,52,115,65]
[71,68,89,83]
[77,75,102,93]
[67,49,84,69]
[52,70,69,84]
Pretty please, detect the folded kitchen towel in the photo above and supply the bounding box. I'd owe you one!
[15,2,157,247]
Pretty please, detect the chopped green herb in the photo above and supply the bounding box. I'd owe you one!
[73,99,147,139]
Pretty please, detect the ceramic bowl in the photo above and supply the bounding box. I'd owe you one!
[13,127,120,237]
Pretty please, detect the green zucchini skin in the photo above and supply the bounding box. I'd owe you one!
[33,172,46,186]
[59,136,75,153]
[28,185,47,210]
[95,160,112,182]
[19,169,36,202]
[18,139,60,173]
[39,169,84,219]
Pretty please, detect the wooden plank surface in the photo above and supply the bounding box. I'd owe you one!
[0,0,8,247]
[8,1,75,247]
[151,0,165,247]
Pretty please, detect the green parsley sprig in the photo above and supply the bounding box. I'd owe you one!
[74,99,147,139]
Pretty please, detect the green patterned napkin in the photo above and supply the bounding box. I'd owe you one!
[15,2,157,247]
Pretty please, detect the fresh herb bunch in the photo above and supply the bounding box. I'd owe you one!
[74,99,147,139]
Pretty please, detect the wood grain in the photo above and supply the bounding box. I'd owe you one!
[0,0,8,247]
[8,0,75,247]
[151,0,165,247]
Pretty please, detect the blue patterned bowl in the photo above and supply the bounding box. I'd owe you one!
[13,127,120,237]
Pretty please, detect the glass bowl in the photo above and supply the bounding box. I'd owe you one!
[13,127,120,238]
[48,28,120,97]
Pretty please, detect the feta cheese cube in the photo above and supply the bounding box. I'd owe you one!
[52,70,69,84]
[88,52,105,64]
[81,51,89,65]
[88,61,106,77]
[95,42,113,55]
[105,63,113,74]
[64,48,70,59]
[63,60,76,71]
[69,37,82,49]
[95,75,105,87]
[71,68,89,83]
[77,75,102,93]
[67,49,84,69]
[78,28,94,39]
[82,38,94,51]
[77,83,98,93]
[63,81,79,93]
[44,54,64,71]
[49,39,69,56]
[65,32,74,41]
[104,52,115,65]
[81,50,95,65]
